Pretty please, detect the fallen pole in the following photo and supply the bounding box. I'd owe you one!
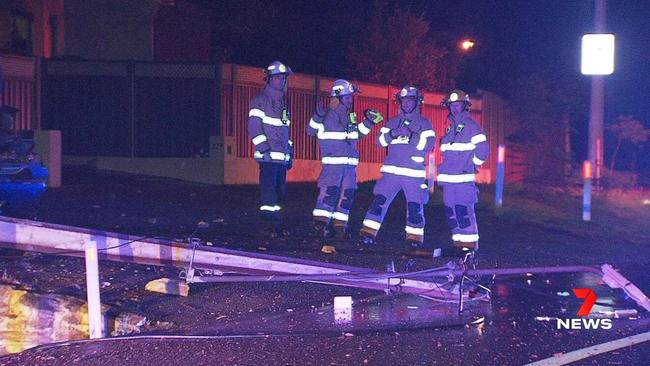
[0,216,457,300]
[189,265,604,283]
[2,216,648,310]
[465,266,603,277]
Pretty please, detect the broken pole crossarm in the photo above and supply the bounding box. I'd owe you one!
[601,264,650,312]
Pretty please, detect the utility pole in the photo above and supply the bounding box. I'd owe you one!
[588,0,606,183]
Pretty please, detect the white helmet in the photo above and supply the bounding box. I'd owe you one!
[265,61,293,76]
[330,79,358,97]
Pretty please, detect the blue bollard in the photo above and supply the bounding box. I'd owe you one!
[583,160,592,221]
[495,145,505,207]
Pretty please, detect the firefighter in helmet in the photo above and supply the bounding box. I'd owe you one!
[247,61,294,237]
[359,86,436,249]
[307,79,383,241]
[437,89,489,260]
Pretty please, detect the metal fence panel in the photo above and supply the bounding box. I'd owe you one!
[42,60,218,158]
[0,54,38,130]
[42,74,131,156]
[39,58,508,175]
[133,76,216,157]
[288,89,318,160]
[220,82,233,137]
[1,79,34,130]
[234,84,261,158]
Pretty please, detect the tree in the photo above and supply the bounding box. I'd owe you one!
[189,0,268,62]
[500,74,588,183]
[606,115,650,172]
[345,1,457,91]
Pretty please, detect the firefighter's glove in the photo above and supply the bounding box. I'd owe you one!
[364,109,384,124]
[390,126,411,138]
[287,155,293,170]
[287,141,294,170]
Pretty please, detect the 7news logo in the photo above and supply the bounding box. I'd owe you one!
[556,288,612,330]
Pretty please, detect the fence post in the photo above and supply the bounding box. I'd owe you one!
[230,63,236,137]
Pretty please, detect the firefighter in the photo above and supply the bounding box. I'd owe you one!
[307,79,383,239]
[437,89,489,259]
[247,61,294,237]
[359,86,436,249]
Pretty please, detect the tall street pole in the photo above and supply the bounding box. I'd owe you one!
[588,0,606,182]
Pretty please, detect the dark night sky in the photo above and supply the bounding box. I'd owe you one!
[200,0,650,174]
[204,0,649,123]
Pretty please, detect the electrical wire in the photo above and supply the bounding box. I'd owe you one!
[0,234,165,258]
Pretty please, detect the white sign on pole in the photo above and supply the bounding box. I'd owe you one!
[581,33,615,75]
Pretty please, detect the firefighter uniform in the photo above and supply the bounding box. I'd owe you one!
[307,79,381,236]
[438,89,489,251]
[360,86,436,246]
[247,61,293,234]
